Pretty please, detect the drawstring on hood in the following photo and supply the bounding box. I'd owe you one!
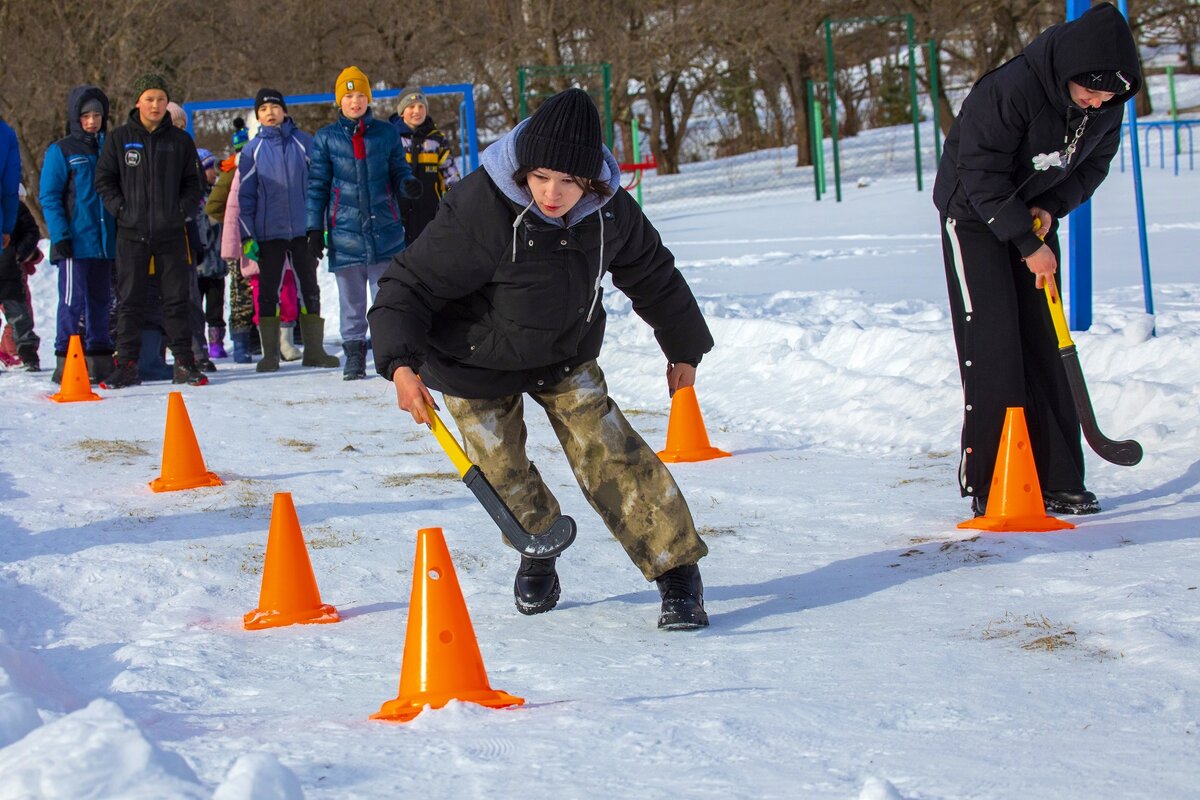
[511,198,536,261]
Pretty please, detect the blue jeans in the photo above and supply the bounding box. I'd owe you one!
[55,258,114,354]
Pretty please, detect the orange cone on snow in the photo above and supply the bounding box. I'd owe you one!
[372,527,524,723]
[49,335,101,403]
[657,385,731,463]
[959,407,1074,533]
[244,493,340,630]
[148,391,223,492]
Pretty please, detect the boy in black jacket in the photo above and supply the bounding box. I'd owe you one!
[933,3,1140,516]
[94,73,206,387]
[0,195,42,371]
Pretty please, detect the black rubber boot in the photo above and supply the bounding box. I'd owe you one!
[514,555,560,615]
[1043,489,1100,515]
[85,352,115,384]
[172,356,209,386]
[299,314,340,368]
[50,354,66,384]
[655,563,709,630]
[342,340,366,380]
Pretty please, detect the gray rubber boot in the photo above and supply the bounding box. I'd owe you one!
[299,314,340,368]
[256,317,282,373]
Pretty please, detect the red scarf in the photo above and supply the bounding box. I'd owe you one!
[352,118,366,160]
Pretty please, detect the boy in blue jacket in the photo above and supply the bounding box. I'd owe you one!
[39,86,117,383]
[305,66,420,380]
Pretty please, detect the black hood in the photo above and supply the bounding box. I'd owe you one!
[67,85,110,136]
[1023,3,1141,111]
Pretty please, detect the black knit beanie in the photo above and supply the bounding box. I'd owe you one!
[255,88,287,114]
[1071,69,1132,95]
[132,73,170,101]
[516,88,604,179]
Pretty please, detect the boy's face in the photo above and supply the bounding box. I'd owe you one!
[204,166,218,185]
[1068,81,1117,110]
[80,111,103,134]
[257,103,285,127]
[136,89,169,125]
[340,91,369,120]
[401,102,427,128]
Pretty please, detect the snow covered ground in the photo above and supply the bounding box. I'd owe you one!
[1,117,1198,798]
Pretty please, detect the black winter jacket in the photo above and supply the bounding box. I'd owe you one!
[0,201,40,299]
[933,2,1140,257]
[368,169,714,399]
[94,109,202,246]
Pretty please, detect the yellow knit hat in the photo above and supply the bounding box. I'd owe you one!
[335,66,371,107]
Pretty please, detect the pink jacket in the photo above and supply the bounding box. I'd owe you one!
[222,168,258,277]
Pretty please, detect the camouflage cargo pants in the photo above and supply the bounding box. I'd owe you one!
[444,360,708,581]
[227,259,255,333]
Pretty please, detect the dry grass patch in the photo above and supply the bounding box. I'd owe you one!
[73,438,151,462]
[698,525,737,538]
[278,438,316,452]
[380,471,459,488]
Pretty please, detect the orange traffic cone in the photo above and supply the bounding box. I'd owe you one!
[148,391,223,492]
[49,335,101,403]
[244,493,340,630]
[959,407,1074,533]
[372,527,524,723]
[657,385,731,463]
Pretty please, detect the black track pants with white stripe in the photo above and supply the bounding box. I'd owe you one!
[939,215,1085,500]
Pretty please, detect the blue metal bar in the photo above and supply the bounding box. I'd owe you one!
[1065,0,1093,330]
[1116,0,1155,326]
[183,82,481,173]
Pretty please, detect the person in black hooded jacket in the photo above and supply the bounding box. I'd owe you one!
[94,73,205,388]
[933,2,1140,517]
[369,89,714,631]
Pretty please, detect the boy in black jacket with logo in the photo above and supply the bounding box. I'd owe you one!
[933,3,1140,517]
[94,73,206,387]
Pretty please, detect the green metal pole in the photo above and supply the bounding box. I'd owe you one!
[824,18,842,202]
[906,14,922,192]
[603,63,614,150]
[518,68,527,119]
[1167,65,1179,155]
[929,39,941,164]
[631,118,643,206]
[807,79,820,200]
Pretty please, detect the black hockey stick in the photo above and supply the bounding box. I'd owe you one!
[427,408,577,557]
[1043,282,1143,466]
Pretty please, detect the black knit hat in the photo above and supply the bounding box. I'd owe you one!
[516,88,604,179]
[255,88,287,114]
[132,73,170,101]
[1072,69,1133,95]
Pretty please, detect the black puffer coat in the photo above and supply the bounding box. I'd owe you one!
[933,2,1140,257]
[368,168,713,399]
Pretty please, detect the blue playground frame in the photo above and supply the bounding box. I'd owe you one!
[182,82,480,174]
[1066,0,1154,331]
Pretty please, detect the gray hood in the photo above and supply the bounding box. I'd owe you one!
[481,118,622,227]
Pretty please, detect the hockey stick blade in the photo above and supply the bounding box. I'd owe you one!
[463,466,577,557]
[1060,347,1143,466]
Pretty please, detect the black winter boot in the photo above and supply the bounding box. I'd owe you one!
[256,317,282,373]
[172,357,209,386]
[654,563,709,630]
[85,352,115,384]
[51,354,66,384]
[102,359,141,389]
[514,556,560,615]
[342,340,366,380]
[971,495,987,517]
[1043,489,1100,515]
[17,343,40,372]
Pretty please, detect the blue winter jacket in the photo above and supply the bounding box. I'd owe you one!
[38,86,117,260]
[305,110,418,271]
[237,118,313,243]
[0,116,19,236]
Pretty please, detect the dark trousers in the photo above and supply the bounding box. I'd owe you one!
[114,236,193,362]
[257,237,320,318]
[54,258,114,354]
[940,215,1084,499]
[198,274,226,328]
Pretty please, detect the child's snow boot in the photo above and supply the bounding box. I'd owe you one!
[230,330,252,364]
[50,353,66,383]
[248,324,262,356]
[85,349,114,384]
[172,355,209,386]
[256,317,281,373]
[279,322,301,362]
[102,359,141,389]
[1042,489,1100,515]
[342,340,366,380]
[17,343,40,372]
[138,328,174,381]
[514,555,560,615]
[654,563,709,630]
[298,314,339,368]
[208,325,228,359]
